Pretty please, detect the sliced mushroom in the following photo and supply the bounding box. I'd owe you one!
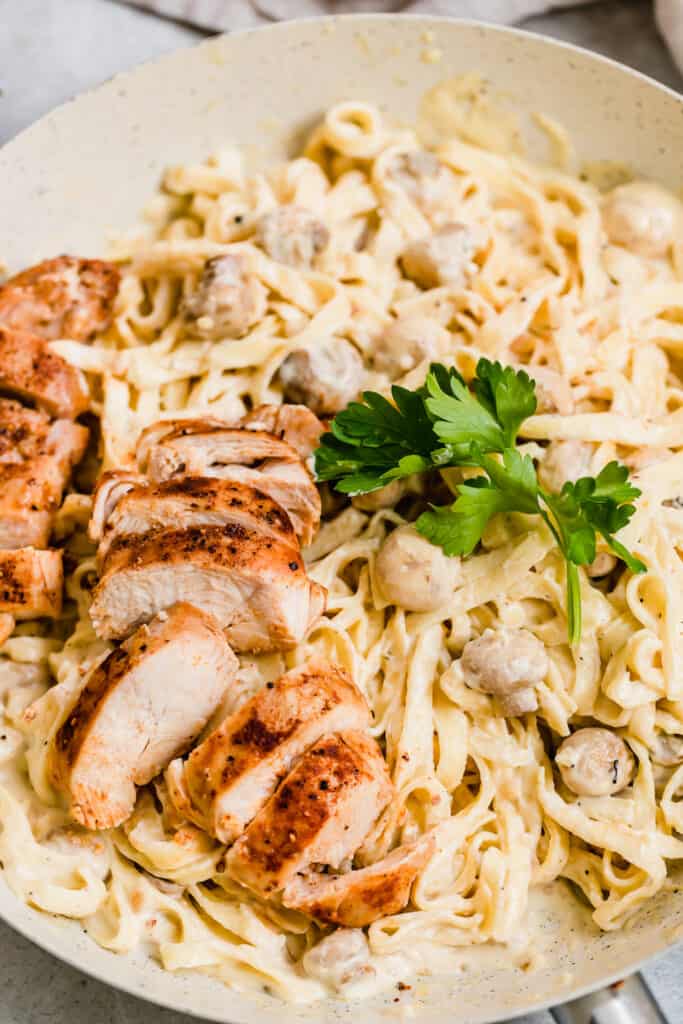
[279,338,363,416]
[586,552,618,579]
[602,182,682,258]
[182,253,267,340]
[352,479,407,512]
[400,223,475,290]
[372,315,449,380]
[375,524,459,612]
[555,727,634,796]
[254,206,330,268]
[461,628,548,716]
[537,440,593,493]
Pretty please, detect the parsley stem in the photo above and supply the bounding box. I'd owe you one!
[566,561,582,646]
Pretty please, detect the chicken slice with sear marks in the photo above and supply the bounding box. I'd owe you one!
[239,404,324,461]
[0,547,63,621]
[0,401,88,549]
[50,603,238,831]
[165,659,370,843]
[283,834,435,927]
[138,422,320,545]
[0,256,120,341]
[0,326,89,419]
[88,469,146,544]
[226,731,394,897]
[89,523,326,649]
[92,477,296,565]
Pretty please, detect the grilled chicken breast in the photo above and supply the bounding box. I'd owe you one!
[0,326,89,419]
[226,731,394,897]
[138,423,320,545]
[0,402,88,548]
[165,660,370,843]
[89,523,326,649]
[88,469,145,543]
[50,603,238,830]
[283,834,435,926]
[0,256,120,341]
[93,477,296,564]
[0,547,63,620]
[240,404,324,460]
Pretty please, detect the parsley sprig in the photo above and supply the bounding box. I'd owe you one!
[314,359,646,644]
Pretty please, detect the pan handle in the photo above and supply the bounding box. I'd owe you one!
[549,973,667,1024]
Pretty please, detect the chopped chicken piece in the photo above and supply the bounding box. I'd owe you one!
[89,523,326,649]
[0,547,63,620]
[182,253,267,340]
[138,423,320,545]
[94,477,296,563]
[0,406,88,549]
[88,469,146,543]
[166,659,370,843]
[0,256,120,341]
[240,404,324,460]
[0,326,89,419]
[226,731,394,897]
[254,206,330,268]
[0,398,53,465]
[283,834,435,926]
[50,603,237,830]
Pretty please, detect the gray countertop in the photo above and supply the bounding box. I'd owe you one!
[0,2,682,1021]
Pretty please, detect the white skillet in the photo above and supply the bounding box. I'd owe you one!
[1,15,682,1024]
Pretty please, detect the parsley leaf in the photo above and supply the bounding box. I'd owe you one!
[313,360,647,644]
[313,383,438,493]
[472,359,537,447]
[424,366,506,457]
[417,448,540,555]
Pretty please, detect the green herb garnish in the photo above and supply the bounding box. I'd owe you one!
[314,359,646,644]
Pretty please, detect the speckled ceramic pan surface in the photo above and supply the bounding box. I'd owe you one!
[2,15,683,1024]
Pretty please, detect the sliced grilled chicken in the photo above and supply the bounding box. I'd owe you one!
[93,477,296,564]
[0,256,120,341]
[50,603,238,830]
[165,660,370,843]
[283,834,435,926]
[88,469,146,543]
[135,417,230,473]
[226,731,394,897]
[139,423,320,544]
[0,547,63,620]
[240,404,324,461]
[0,326,89,419]
[0,408,88,549]
[89,523,326,648]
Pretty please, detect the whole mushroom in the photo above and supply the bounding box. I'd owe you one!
[254,205,330,268]
[460,628,548,716]
[375,524,459,612]
[555,727,634,796]
[279,338,364,416]
[372,315,449,380]
[183,253,267,340]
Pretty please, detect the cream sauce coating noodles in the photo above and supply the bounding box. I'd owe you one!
[2,98,683,1002]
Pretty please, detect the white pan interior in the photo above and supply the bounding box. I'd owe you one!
[2,15,683,1023]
